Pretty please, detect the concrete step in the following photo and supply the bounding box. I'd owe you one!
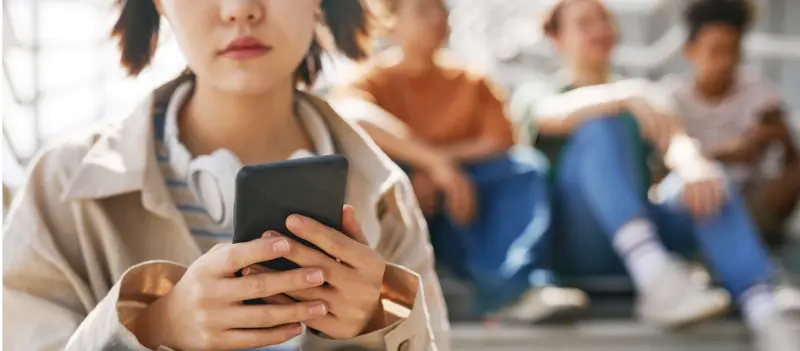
[450,321,800,351]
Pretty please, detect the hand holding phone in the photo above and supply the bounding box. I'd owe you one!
[129,236,329,351]
[232,155,389,338]
[250,206,389,339]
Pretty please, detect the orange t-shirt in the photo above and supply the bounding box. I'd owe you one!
[343,63,514,147]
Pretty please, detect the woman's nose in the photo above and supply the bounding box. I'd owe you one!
[219,0,264,25]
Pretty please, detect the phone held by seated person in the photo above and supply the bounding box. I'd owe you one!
[233,154,349,275]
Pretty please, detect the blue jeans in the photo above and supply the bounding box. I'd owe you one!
[553,116,774,299]
[405,146,555,314]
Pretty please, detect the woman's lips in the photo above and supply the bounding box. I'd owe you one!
[223,47,271,60]
[221,36,272,60]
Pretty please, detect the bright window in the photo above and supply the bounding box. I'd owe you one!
[3,0,185,186]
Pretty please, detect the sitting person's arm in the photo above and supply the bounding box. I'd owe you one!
[536,79,725,217]
[354,107,451,175]
[709,137,768,164]
[704,107,796,165]
[541,79,706,169]
[532,82,630,136]
[355,91,512,164]
[330,75,452,171]
[331,98,477,225]
[335,72,512,164]
[763,106,799,166]
[730,105,800,229]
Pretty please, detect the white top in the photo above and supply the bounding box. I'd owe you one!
[661,72,784,185]
[158,82,335,252]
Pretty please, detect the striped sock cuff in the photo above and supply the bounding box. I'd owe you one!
[612,218,659,257]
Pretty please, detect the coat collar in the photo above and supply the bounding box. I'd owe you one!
[62,76,398,218]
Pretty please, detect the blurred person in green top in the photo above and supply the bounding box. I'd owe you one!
[509,0,797,350]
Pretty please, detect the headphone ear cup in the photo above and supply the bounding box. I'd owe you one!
[187,149,242,230]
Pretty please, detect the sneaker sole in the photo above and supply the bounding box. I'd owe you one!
[531,306,585,325]
[497,305,586,326]
[658,303,731,330]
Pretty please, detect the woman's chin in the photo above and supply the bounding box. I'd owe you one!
[213,77,286,96]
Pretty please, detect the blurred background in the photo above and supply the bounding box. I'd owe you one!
[2,0,799,349]
[4,0,800,187]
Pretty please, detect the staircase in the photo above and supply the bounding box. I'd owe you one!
[450,321,796,351]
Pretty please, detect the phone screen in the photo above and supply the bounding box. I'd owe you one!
[233,155,349,272]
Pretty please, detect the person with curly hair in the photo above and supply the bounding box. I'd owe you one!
[663,0,800,247]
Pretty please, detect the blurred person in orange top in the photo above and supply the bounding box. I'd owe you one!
[662,0,800,246]
[331,0,588,323]
[509,1,797,350]
[2,1,450,350]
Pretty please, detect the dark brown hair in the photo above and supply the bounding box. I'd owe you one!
[542,0,612,38]
[111,0,371,85]
[684,0,753,42]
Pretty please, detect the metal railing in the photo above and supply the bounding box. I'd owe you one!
[0,0,27,194]
[4,0,799,171]
[447,0,800,69]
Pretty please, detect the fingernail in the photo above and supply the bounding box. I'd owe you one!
[263,231,275,238]
[272,239,289,253]
[248,265,268,274]
[308,302,327,317]
[306,270,324,284]
[288,215,305,226]
[288,323,303,335]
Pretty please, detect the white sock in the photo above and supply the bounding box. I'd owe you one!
[740,284,778,329]
[612,219,671,291]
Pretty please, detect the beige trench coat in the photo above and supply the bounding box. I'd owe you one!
[2,78,450,351]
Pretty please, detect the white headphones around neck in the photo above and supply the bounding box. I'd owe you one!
[163,83,334,230]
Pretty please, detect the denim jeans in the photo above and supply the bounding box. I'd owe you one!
[403,146,555,314]
[552,116,775,299]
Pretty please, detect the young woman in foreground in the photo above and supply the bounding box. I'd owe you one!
[2,1,448,350]
[510,0,797,350]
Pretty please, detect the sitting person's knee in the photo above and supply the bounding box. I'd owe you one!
[507,145,550,174]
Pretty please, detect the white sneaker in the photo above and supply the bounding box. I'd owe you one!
[494,286,589,323]
[775,285,800,316]
[753,316,800,351]
[635,258,731,328]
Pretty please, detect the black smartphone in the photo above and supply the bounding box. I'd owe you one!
[233,154,349,272]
